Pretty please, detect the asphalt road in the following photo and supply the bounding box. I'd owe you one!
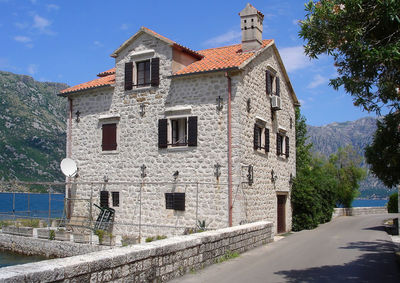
[172,214,400,283]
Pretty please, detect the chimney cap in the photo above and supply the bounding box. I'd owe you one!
[239,3,264,20]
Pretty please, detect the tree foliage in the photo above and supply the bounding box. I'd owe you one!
[299,0,400,113]
[387,192,398,213]
[292,109,367,231]
[365,112,400,187]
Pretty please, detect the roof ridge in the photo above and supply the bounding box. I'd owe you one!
[197,39,272,52]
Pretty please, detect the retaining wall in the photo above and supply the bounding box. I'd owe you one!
[0,221,273,282]
[0,233,108,258]
[332,207,387,219]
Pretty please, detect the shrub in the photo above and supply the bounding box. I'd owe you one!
[95,229,105,244]
[388,192,398,213]
[49,230,55,240]
[145,237,154,242]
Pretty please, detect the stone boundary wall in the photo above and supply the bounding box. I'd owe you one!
[0,233,108,258]
[0,221,273,283]
[332,207,387,219]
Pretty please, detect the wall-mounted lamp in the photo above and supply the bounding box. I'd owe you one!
[271,169,278,183]
[214,163,221,180]
[140,103,146,117]
[173,170,179,180]
[289,173,294,185]
[103,174,109,183]
[216,96,223,111]
[247,98,251,113]
[140,164,147,178]
[247,165,253,186]
[75,110,81,123]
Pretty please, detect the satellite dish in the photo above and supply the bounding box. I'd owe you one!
[60,158,78,177]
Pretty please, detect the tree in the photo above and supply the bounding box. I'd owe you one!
[299,0,400,113]
[365,112,400,187]
[329,145,367,207]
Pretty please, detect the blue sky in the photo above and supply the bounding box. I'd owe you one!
[0,0,384,126]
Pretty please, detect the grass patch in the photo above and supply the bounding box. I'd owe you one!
[216,250,239,263]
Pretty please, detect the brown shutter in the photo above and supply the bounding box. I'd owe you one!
[266,71,272,95]
[285,136,289,157]
[188,116,198,146]
[102,123,117,151]
[151,57,160,87]
[254,124,259,149]
[276,76,280,96]
[265,128,270,153]
[158,119,168,148]
[100,191,109,208]
[124,62,133,90]
[277,134,281,156]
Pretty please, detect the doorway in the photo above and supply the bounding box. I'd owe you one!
[277,194,286,234]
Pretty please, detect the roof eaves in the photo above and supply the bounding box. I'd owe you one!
[58,84,114,97]
[238,40,275,70]
[170,66,239,78]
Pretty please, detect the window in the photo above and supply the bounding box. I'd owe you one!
[137,60,150,86]
[112,192,119,207]
[100,191,109,208]
[254,123,270,153]
[171,118,187,146]
[102,123,117,151]
[277,134,289,158]
[266,70,280,96]
[165,192,185,211]
[124,57,160,90]
[158,116,197,148]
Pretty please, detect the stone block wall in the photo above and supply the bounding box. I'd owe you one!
[332,207,387,219]
[0,221,273,282]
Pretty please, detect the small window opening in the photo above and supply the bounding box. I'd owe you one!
[112,192,119,207]
[171,118,187,146]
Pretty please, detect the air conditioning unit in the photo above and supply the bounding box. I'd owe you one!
[271,95,282,110]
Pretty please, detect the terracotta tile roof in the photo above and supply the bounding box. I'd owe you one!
[60,73,115,95]
[97,68,115,77]
[174,40,273,76]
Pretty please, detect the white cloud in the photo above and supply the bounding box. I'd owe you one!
[14,36,32,43]
[46,4,59,11]
[94,41,103,47]
[33,14,51,31]
[120,23,129,30]
[279,46,312,72]
[27,64,38,75]
[203,30,241,47]
[15,22,29,29]
[307,74,329,89]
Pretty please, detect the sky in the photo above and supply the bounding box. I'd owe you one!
[0,0,386,126]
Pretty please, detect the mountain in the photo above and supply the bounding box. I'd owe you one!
[307,117,396,198]
[0,71,68,184]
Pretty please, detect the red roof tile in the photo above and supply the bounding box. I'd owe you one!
[60,73,115,95]
[174,40,272,76]
[97,68,115,77]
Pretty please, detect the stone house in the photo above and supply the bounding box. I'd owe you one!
[59,4,299,238]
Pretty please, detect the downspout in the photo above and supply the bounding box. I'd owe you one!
[67,98,73,158]
[225,72,233,227]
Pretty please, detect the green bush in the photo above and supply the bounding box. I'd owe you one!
[145,237,154,242]
[49,230,55,240]
[388,192,398,213]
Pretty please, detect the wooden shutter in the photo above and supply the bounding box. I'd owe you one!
[265,128,270,153]
[100,191,109,208]
[102,123,117,151]
[124,62,133,90]
[285,136,289,157]
[158,119,168,148]
[112,192,119,207]
[151,57,160,87]
[276,76,280,96]
[266,71,272,95]
[173,193,185,211]
[254,124,259,149]
[277,134,281,156]
[188,116,198,146]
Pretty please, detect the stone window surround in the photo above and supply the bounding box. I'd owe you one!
[277,128,289,159]
[254,116,269,154]
[99,114,120,155]
[164,107,193,150]
[128,49,155,90]
[266,66,278,95]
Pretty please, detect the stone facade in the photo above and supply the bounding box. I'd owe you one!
[65,10,297,238]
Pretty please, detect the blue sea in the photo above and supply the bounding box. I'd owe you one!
[352,199,388,207]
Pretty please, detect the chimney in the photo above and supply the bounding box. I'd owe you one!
[239,3,264,52]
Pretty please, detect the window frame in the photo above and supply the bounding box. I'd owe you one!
[170,117,188,146]
[112,191,120,207]
[136,60,151,87]
[99,117,120,154]
[254,119,270,153]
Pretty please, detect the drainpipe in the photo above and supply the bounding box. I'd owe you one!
[67,98,73,158]
[225,72,233,227]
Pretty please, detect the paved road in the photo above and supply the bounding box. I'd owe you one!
[173,214,400,283]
